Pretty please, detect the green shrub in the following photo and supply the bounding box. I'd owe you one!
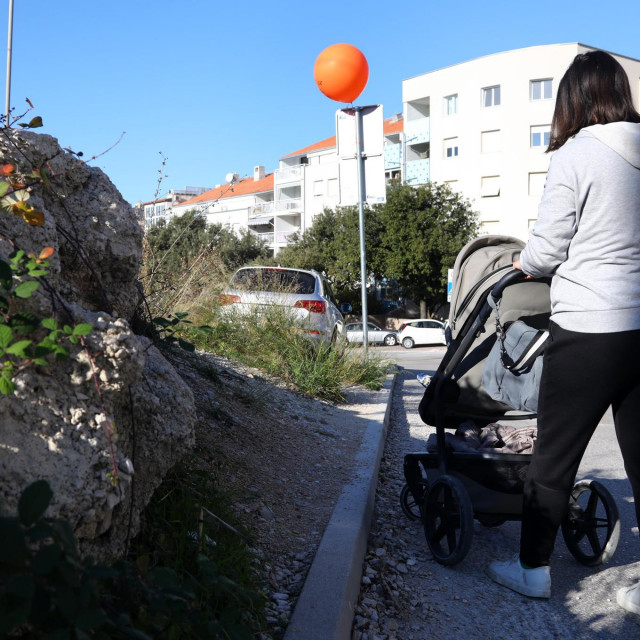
[0,477,264,639]
[182,304,389,402]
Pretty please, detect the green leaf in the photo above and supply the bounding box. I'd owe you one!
[5,339,32,356]
[0,258,11,282]
[27,116,43,128]
[150,566,180,589]
[0,181,9,198]
[26,268,47,277]
[0,324,12,348]
[41,317,58,330]
[152,317,171,328]
[18,479,53,526]
[72,323,93,336]
[0,517,28,565]
[75,607,108,631]
[5,573,35,599]
[32,543,62,575]
[178,338,195,352]
[14,280,39,298]
[62,325,73,334]
[174,311,189,320]
[0,375,15,394]
[9,311,40,333]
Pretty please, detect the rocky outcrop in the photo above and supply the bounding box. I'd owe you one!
[0,129,196,560]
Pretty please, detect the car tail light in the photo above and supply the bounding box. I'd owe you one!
[399,322,407,332]
[294,300,326,314]
[217,294,241,305]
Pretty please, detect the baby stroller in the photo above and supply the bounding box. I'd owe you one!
[400,235,620,566]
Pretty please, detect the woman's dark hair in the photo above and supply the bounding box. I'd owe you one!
[548,50,640,151]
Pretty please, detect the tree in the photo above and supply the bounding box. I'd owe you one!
[377,181,478,316]
[274,205,384,307]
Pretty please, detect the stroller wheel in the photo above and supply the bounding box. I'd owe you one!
[561,479,620,567]
[423,475,473,566]
[400,480,429,521]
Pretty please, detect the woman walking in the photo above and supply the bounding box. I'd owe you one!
[486,50,640,615]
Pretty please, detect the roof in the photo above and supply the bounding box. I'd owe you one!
[282,115,403,159]
[179,173,275,207]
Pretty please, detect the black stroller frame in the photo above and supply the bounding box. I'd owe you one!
[401,269,621,566]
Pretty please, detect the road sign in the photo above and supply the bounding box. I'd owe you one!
[335,105,386,206]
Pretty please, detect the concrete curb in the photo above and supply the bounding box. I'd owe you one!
[284,371,398,640]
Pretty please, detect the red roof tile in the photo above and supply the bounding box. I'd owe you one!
[281,115,403,159]
[179,173,275,207]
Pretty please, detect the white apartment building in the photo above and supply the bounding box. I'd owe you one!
[172,117,403,254]
[402,43,640,240]
[144,44,640,248]
[139,186,211,228]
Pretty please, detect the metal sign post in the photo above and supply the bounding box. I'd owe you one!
[336,104,385,356]
[355,107,369,353]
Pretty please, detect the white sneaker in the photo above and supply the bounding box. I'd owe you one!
[617,582,640,615]
[486,554,551,598]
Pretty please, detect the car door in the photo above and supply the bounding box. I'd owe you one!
[421,320,444,344]
[347,323,364,343]
[367,323,385,343]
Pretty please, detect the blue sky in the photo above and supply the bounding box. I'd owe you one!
[1,0,638,205]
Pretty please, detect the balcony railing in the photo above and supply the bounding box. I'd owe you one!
[275,229,300,244]
[404,118,430,145]
[404,158,430,185]
[250,231,274,244]
[250,202,274,215]
[274,198,302,213]
[275,165,304,183]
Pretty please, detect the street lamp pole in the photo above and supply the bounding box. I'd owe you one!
[4,0,14,127]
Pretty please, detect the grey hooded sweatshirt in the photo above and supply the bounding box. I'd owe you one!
[520,121,640,333]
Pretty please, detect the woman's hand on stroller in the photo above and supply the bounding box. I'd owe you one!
[513,260,533,279]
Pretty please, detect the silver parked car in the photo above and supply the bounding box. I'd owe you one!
[397,319,447,349]
[217,266,345,345]
[345,321,398,346]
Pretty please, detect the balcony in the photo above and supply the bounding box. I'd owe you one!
[250,202,274,216]
[275,229,300,244]
[274,198,302,213]
[404,118,430,145]
[250,231,274,244]
[384,144,401,170]
[275,165,304,184]
[404,158,430,185]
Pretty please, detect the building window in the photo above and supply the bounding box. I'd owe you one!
[482,85,501,107]
[444,94,458,116]
[481,175,501,197]
[528,172,547,196]
[444,137,459,158]
[530,79,552,101]
[481,130,501,153]
[313,180,324,197]
[327,178,338,197]
[530,125,551,148]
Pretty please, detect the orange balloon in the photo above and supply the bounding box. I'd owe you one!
[314,43,369,103]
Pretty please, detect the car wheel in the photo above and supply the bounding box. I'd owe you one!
[384,334,397,346]
[402,337,415,349]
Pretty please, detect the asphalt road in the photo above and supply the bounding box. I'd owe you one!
[364,343,640,639]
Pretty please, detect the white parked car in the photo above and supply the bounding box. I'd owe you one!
[397,319,447,349]
[345,322,398,346]
[217,266,345,345]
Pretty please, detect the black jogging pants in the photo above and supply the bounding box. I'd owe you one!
[520,321,640,568]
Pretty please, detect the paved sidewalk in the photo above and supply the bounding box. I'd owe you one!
[283,372,397,640]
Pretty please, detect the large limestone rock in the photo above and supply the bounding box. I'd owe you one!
[0,130,196,559]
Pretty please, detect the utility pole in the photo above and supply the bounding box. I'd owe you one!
[4,0,14,127]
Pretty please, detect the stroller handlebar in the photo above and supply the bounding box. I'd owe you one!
[489,269,530,302]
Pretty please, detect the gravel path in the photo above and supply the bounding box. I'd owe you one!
[354,366,640,640]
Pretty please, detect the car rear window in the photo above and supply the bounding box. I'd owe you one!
[230,268,316,294]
